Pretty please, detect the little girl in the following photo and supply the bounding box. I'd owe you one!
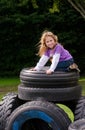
[31,30,79,74]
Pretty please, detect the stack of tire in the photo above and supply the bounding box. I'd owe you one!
[0,66,85,130]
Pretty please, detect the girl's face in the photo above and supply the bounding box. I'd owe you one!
[45,36,56,49]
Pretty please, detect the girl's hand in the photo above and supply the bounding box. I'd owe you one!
[46,69,53,75]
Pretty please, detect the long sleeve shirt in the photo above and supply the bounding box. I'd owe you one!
[34,43,73,72]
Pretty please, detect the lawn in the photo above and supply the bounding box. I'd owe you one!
[79,78,85,95]
[0,77,20,99]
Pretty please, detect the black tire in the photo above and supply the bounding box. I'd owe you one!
[74,96,85,121]
[0,93,24,130]
[18,84,81,101]
[68,119,85,130]
[58,99,78,114]
[20,67,80,88]
[5,100,71,130]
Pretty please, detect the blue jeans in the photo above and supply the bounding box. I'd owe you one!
[55,58,74,71]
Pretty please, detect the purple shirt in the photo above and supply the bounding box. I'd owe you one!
[45,43,72,62]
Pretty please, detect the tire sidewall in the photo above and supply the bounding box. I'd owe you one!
[5,100,71,130]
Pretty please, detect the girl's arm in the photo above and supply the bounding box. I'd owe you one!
[46,53,60,74]
[34,55,49,71]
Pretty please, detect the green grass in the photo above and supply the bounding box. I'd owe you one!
[0,77,20,99]
[79,78,85,95]
[0,78,20,87]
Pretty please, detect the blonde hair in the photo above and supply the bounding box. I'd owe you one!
[37,30,58,56]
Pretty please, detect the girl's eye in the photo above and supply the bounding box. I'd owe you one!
[46,41,49,43]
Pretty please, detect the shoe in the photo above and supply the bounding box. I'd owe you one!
[69,63,80,72]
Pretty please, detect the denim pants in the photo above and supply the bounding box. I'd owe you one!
[55,58,74,71]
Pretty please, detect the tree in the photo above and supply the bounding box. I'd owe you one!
[67,0,85,19]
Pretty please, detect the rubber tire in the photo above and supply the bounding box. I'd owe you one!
[74,96,85,120]
[5,100,71,130]
[58,99,78,114]
[68,119,85,130]
[20,67,80,88]
[18,84,81,101]
[0,93,24,130]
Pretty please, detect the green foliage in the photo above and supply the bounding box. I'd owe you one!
[0,0,85,77]
[49,0,60,13]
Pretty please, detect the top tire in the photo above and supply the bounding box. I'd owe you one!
[20,66,80,88]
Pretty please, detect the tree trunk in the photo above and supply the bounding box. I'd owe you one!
[67,0,85,19]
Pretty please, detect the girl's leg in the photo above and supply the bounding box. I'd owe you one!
[55,59,74,71]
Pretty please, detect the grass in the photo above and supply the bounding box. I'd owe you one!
[0,77,20,99]
[0,77,85,122]
[0,78,20,87]
[79,78,85,95]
